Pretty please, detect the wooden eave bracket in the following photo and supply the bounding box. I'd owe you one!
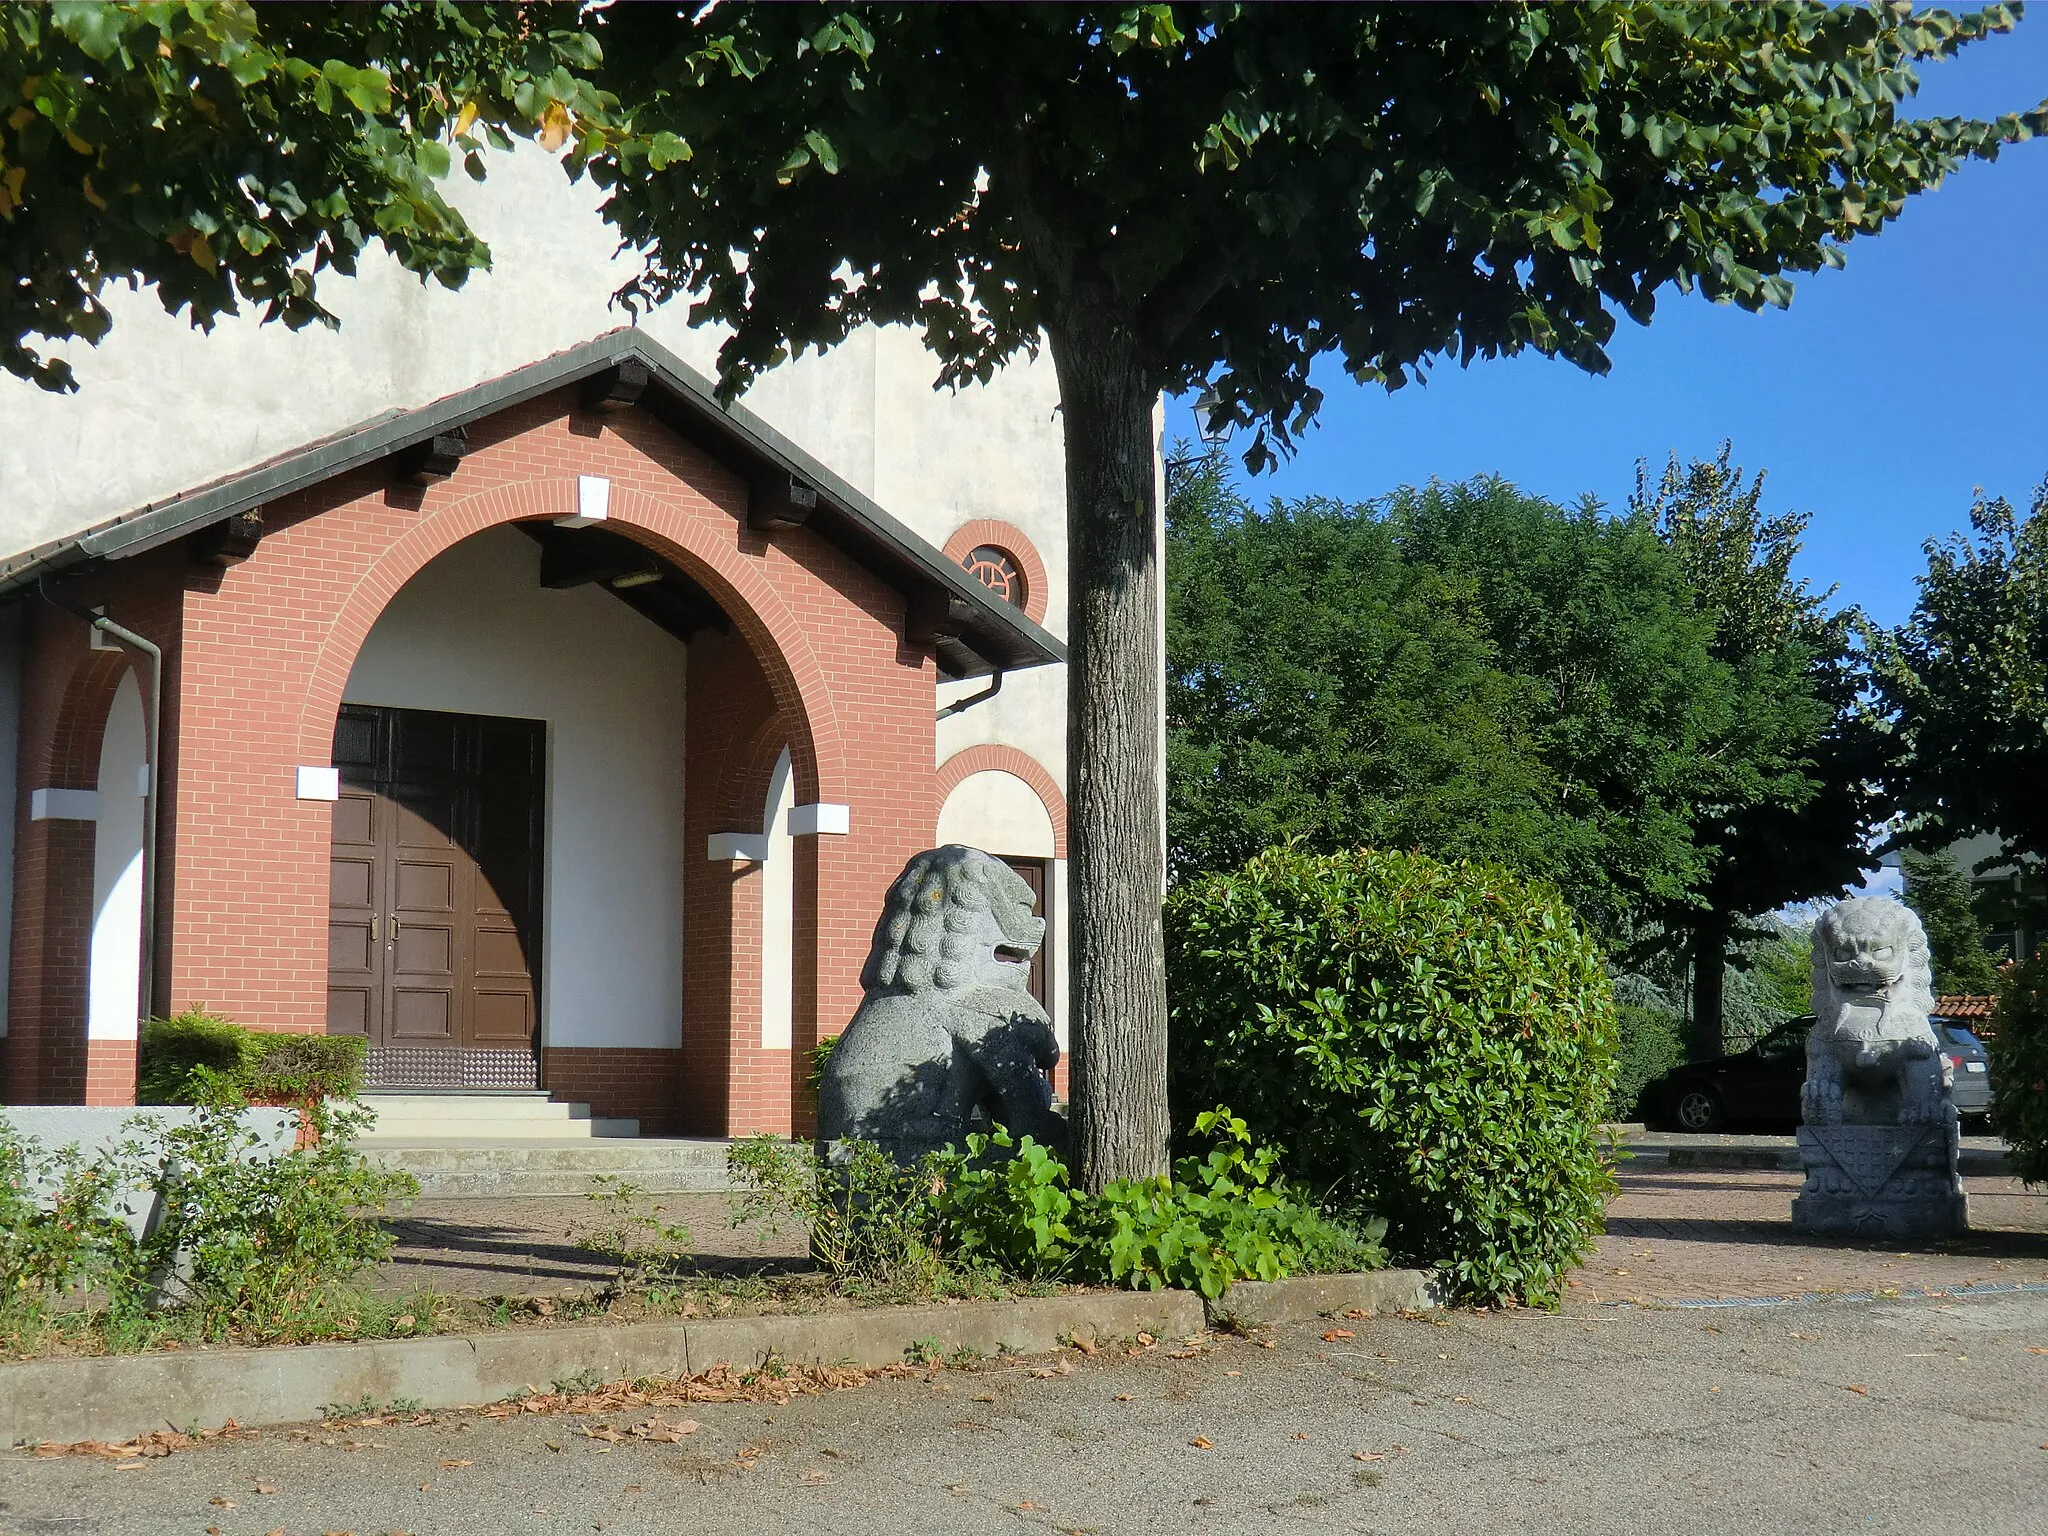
[748,471,819,531]
[580,358,651,413]
[906,588,976,648]
[186,507,264,568]
[389,426,471,485]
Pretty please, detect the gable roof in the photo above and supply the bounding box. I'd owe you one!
[0,329,1063,680]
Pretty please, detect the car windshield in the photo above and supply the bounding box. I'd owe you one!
[1939,1024,1981,1049]
[1758,1021,1809,1057]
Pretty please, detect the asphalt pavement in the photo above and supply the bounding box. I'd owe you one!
[5,1288,2046,1536]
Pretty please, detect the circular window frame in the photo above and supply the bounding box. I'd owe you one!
[942,520,1050,626]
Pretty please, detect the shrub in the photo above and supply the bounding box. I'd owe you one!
[1989,954,2048,1183]
[137,1012,365,1108]
[1167,845,1618,1306]
[136,1011,256,1105]
[939,1109,1385,1298]
[0,1103,415,1347]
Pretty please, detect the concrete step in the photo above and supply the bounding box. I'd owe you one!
[356,1094,640,1145]
[364,1136,736,1197]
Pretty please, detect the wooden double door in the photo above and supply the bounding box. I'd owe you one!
[327,705,545,1086]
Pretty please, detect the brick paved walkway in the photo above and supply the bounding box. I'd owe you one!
[1570,1164,2048,1307]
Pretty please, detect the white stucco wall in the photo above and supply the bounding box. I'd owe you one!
[88,674,147,1042]
[0,604,19,1034]
[341,526,689,1051]
[937,770,1056,858]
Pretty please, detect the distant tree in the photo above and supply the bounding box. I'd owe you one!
[1881,481,2048,869]
[1632,447,1892,1058]
[1902,848,2003,995]
[1,1,617,391]
[1167,456,1563,893]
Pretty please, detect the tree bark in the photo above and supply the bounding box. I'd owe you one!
[1688,917,1730,1061]
[1042,302,1171,1192]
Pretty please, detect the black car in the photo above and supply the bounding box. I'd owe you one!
[1934,1019,1994,1127]
[1646,1017,1812,1132]
[1643,1014,1997,1132]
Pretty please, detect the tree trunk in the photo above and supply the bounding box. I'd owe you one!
[1688,917,1730,1061]
[1042,306,1171,1192]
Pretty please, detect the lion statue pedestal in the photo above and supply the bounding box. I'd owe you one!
[817,846,1066,1166]
[1791,898,1968,1240]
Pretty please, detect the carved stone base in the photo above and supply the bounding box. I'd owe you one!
[1792,1119,1968,1240]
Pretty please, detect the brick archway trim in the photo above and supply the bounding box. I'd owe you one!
[720,715,793,832]
[935,745,1067,859]
[40,648,142,789]
[292,477,846,805]
[942,520,1050,627]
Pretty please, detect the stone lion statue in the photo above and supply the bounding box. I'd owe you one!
[817,845,1065,1163]
[1802,897,1948,1127]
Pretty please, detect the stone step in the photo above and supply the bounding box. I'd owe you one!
[355,1093,638,1144]
[364,1137,737,1197]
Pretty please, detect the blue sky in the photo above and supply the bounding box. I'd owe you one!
[1165,16,2048,630]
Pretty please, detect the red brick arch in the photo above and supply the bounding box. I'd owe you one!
[719,715,794,832]
[39,648,143,789]
[943,519,1050,626]
[935,744,1068,859]
[292,476,846,806]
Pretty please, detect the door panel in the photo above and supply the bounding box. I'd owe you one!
[998,857,1050,1013]
[325,704,545,1085]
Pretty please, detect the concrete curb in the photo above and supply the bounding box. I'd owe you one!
[1204,1269,1438,1326]
[0,1271,1433,1446]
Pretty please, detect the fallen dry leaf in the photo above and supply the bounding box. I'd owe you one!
[1453,1396,1473,1405]
[2027,1346,2048,1355]
[1190,1436,1214,1450]
[438,1459,474,1469]
[1257,1339,1277,1349]
[1113,1394,1136,1402]
[802,1471,830,1484]
[1294,1433,1309,1442]
[1341,1308,1370,1319]
[1322,1329,1354,1342]
[1135,1333,1155,1346]
[113,1461,147,1471]
[208,1496,238,1508]
[1354,1451,1384,1462]
[1071,1336,1097,1355]
[252,1481,279,1495]
[1843,1384,1869,1396]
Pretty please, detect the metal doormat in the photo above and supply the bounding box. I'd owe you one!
[365,1047,539,1090]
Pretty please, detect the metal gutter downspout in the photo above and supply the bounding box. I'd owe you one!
[37,579,163,1026]
[936,670,1004,721]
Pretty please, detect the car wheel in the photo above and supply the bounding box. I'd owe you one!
[1672,1085,1724,1133]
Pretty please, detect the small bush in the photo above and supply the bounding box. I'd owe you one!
[940,1109,1385,1298]
[137,1011,256,1105]
[0,1103,415,1348]
[1989,954,2048,1183]
[138,1012,365,1107]
[1167,845,1618,1306]
[726,1110,1383,1302]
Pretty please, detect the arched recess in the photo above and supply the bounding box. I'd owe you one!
[935,745,1067,858]
[293,477,846,807]
[88,673,147,1046]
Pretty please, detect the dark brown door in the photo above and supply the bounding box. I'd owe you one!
[999,856,1051,1014]
[327,704,544,1086]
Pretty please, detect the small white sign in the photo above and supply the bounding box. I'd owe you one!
[788,802,851,837]
[295,766,341,801]
[557,474,612,528]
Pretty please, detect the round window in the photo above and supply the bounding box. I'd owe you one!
[962,545,1026,608]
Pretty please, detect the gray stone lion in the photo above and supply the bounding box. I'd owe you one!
[817,845,1065,1164]
[1802,897,1947,1127]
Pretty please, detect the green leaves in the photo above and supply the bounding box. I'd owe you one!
[3,1,626,390]
[1167,846,1619,1306]
[1988,955,2048,1184]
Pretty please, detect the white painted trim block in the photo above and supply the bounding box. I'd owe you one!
[295,766,341,801]
[29,788,98,822]
[788,802,851,837]
[707,832,770,863]
[556,474,611,528]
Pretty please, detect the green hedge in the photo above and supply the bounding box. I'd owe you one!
[138,1011,365,1106]
[1166,846,1618,1305]
[1989,954,2048,1183]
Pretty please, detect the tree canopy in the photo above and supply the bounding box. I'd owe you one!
[1881,480,2048,868]
[1901,847,2003,995]
[1,0,615,391]
[1167,451,1883,969]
